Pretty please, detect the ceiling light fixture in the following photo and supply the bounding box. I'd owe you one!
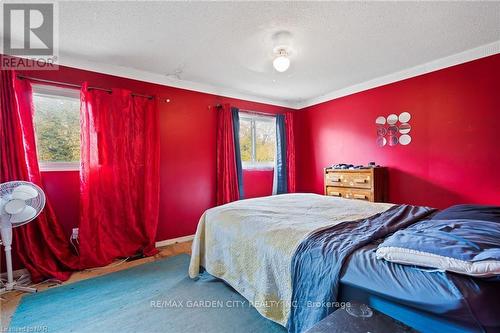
[273,49,290,72]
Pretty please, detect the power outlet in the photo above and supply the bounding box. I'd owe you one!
[71,228,79,240]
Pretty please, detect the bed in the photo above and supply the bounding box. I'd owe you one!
[188,193,500,333]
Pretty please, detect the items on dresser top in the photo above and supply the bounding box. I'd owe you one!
[324,167,387,202]
[329,162,380,170]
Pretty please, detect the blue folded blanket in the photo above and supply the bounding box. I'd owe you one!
[376,219,500,277]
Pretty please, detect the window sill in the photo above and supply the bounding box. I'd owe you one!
[39,162,79,172]
[242,165,274,171]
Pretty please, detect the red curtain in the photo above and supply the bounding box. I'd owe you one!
[78,83,160,267]
[216,104,240,205]
[0,70,78,282]
[285,112,296,192]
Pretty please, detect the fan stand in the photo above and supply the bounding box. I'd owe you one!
[0,224,37,294]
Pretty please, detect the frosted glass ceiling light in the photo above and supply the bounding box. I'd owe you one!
[273,49,290,72]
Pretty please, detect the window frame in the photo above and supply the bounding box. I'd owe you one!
[32,84,81,172]
[239,113,276,170]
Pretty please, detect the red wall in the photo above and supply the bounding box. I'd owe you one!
[10,53,500,248]
[243,170,274,199]
[41,171,80,237]
[15,65,290,241]
[295,54,500,209]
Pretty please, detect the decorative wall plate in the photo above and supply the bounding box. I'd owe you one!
[399,134,412,145]
[399,112,411,123]
[399,123,411,134]
[387,114,398,125]
[376,136,387,147]
[387,125,398,135]
[388,135,399,146]
[375,116,386,125]
[377,126,387,136]
[375,112,412,147]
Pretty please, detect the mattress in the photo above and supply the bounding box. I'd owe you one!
[339,242,500,333]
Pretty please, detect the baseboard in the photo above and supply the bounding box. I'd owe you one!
[1,239,193,277]
[155,234,194,248]
[0,268,29,280]
[0,239,191,277]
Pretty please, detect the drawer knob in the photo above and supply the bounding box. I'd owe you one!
[354,194,367,199]
[354,179,367,183]
[330,191,341,197]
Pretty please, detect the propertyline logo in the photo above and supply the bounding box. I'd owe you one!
[1,1,58,70]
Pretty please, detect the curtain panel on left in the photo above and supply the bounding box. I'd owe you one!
[0,70,79,282]
[285,112,296,193]
[216,104,242,205]
[78,83,160,268]
[273,111,296,195]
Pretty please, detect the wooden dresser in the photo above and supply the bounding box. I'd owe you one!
[324,167,387,202]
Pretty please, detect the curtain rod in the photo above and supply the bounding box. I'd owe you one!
[214,104,278,117]
[240,109,277,117]
[16,75,154,100]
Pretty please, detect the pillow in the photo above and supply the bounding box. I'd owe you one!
[432,204,500,223]
[376,219,500,277]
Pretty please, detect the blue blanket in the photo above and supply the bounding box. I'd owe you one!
[287,204,435,333]
[379,218,500,262]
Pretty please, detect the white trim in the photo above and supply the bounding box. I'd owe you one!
[32,84,80,99]
[242,162,274,171]
[29,41,500,110]
[295,40,500,109]
[239,113,276,122]
[39,161,79,172]
[54,55,297,109]
[155,234,195,248]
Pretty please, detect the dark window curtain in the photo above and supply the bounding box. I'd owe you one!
[274,114,288,194]
[285,112,296,192]
[231,107,244,199]
[78,83,160,268]
[0,70,78,282]
[216,103,240,205]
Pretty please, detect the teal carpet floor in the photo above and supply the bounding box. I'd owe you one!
[10,254,286,333]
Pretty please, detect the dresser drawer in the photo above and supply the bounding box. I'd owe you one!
[325,171,372,189]
[325,186,343,197]
[325,187,373,201]
[325,172,344,186]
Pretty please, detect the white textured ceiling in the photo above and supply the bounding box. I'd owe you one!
[45,2,500,107]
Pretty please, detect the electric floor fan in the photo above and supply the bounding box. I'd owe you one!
[0,181,46,294]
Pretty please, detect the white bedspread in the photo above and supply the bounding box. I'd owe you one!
[189,193,393,326]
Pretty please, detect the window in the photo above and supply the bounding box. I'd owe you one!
[32,85,81,171]
[239,113,276,169]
